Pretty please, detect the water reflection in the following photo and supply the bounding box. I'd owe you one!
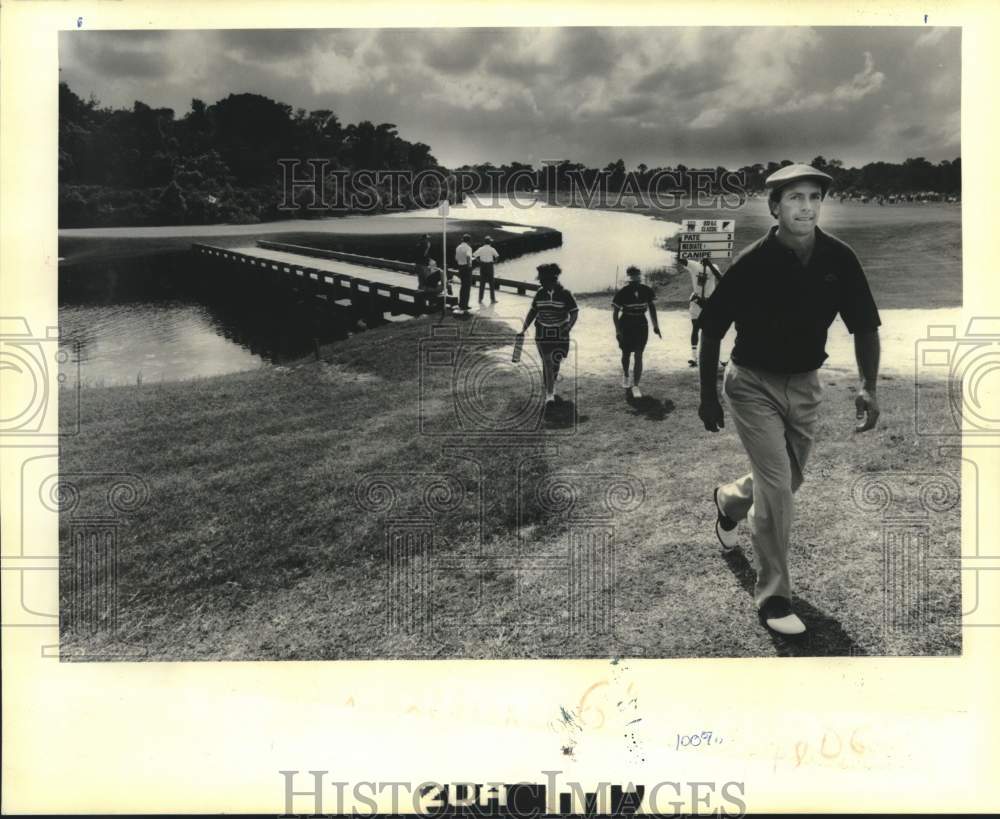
[59,252,365,386]
[59,200,685,386]
[390,197,681,291]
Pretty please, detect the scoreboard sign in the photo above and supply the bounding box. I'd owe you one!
[676,219,736,260]
[679,240,733,249]
[682,219,733,232]
[679,249,732,260]
[679,233,733,243]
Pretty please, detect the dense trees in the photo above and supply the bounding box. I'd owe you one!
[58,83,441,227]
[59,81,962,228]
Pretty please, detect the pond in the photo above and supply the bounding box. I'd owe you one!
[58,196,960,386]
[388,195,682,292]
[58,200,688,386]
[58,253,367,387]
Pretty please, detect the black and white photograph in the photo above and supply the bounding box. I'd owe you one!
[50,25,970,662]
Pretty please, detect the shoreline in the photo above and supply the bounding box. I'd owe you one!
[58,215,562,268]
[61,302,963,392]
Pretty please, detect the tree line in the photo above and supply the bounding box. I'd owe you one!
[59,83,440,227]
[59,82,961,228]
[456,157,960,201]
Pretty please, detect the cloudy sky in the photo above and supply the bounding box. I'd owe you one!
[60,26,960,169]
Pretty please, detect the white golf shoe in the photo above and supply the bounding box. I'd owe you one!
[758,597,806,635]
[714,487,739,550]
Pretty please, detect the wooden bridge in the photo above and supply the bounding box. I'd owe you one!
[192,240,539,319]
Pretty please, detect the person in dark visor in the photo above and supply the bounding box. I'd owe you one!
[612,265,661,398]
[697,163,882,637]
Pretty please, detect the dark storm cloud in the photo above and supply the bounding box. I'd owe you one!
[214,29,326,62]
[632,63,723,99]
[898,124,928,140]
[484,51,558,83]
[421,29,502,73]
[558,27,618,79]
[597,94,657,119]
[96,49,171,79]
[59,26,961,169]
[61,30,174,79]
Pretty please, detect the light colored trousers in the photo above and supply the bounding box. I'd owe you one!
[718,361,823,608]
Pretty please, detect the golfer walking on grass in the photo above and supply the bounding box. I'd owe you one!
[517,263,578,405]
[612,265,661,398]
[697,163,882,636]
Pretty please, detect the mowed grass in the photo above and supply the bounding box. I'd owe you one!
[59,313,961,660]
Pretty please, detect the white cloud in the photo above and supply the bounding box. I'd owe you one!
[690,108,727,129]
[832,51,885,102]
[714,28,822,109]
[308,45,379,95]
[775,51,884,112]
[915,27,949,48]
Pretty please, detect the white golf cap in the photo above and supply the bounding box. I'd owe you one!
[764,163,833,194]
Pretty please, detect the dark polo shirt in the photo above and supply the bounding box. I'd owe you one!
[612,282,656,319]
[699,226,881,373]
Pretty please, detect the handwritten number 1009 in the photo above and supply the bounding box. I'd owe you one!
[676,731,724,749]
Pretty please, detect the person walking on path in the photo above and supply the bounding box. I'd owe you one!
[684,257,723,367]
[454,233,474,314]
[517,263,579,405]
[611,265,661,398]
[696,163,882,636]
[473,235,501,306]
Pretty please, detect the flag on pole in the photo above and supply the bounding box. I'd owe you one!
[439,199,449,317]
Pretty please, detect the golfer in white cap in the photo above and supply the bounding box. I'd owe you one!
[697,163,882,636]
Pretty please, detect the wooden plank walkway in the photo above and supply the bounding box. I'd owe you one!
[255,240,541,297]
[192,242,435,315]
[192,241,539,318]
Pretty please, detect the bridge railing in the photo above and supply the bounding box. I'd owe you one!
[191,243,437,314]
[254,239,540,297]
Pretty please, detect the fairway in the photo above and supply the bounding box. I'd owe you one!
[59,299,962,660]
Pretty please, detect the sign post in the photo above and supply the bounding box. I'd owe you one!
[675,219,736,262]
[438,199,449,318]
